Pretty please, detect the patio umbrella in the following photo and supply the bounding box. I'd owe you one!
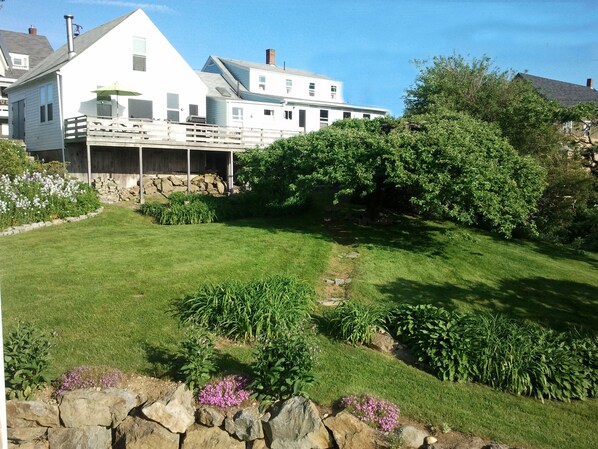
[93,82,141,118]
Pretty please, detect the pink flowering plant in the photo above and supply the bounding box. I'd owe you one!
[55,366,122,396]
[197,375,252,408]
[341,394,401,432]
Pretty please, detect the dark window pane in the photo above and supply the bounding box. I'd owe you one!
[133,55,146,71]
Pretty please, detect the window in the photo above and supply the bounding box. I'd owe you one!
[264,109,274,116]
[232,107,243,121]
[320,109,329,122]
[331,85,337,99]
[128,99,153,119]
[343,111,351,119]
[39,84,54,123]
[363,113,371,120]
[166,93,179,122]
[309,82,315,97]
[259,75,266,91]
[284,110,293,120]
[10,54,29,70]
[286,79,293,93]
[189,104,199,116]
[132,36,146,72]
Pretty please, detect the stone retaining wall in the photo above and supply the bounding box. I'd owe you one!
[6,385,432,449]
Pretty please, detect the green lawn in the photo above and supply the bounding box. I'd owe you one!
[1,205,596,449]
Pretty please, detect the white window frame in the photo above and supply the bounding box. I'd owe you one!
[166,93,180,122]
[284,110,293,120]
[10,53,29,70]
[331,85,337,99]
[309,82,315,97]
[264,109,274,116]
[232,107,243,121]
[286,79,293,94]
[259,75,266,91]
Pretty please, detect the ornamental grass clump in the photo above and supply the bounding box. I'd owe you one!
[326,300,387,345]
[341,394,401,432]
[173,276,314,341]
[197,375,252,408]
[55,366,122,395]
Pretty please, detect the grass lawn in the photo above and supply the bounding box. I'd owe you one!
[1,204,596,449]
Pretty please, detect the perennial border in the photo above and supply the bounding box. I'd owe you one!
[0,207,103,236]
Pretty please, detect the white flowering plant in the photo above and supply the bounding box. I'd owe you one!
[0,171,100,230]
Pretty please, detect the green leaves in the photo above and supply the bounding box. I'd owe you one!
[173,276,315,342]
[250,329,317,403]
[326,301,386,345]
[4,321,52,400]
[178,325,216,393]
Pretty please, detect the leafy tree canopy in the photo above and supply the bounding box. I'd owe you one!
[238,113,545,237]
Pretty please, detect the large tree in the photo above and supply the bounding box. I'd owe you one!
[238,113,545,237]
[404,54,597,246]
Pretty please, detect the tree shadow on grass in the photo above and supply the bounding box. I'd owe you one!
[378,277,598,332]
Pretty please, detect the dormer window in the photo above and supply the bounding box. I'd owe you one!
[286,79,293,93]
[309,82,315,97]
[331,85,337,99]
[259,75,266,91]
[10,53,29,70]
[132,37,146,72]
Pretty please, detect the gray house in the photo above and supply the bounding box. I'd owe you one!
[0,26,53,138]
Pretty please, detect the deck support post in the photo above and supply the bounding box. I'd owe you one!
[86,144,92,186]
[187,148,191,195]
[227,151,234,193]
[139,146,144,204]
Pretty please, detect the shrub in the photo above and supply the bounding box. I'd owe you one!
[326,301,386,345]
[0,172,100,230]
[341,394,401,432]
[197,375,251,408]
[0,140,36,177]
[250,329,317,403]
[4,321,52,400]
[55,366,122,395]
[178,325,216,393]
[139,191,308,225]
[386,304,597,401]
[173,276,314,341]
[387,304,471,382]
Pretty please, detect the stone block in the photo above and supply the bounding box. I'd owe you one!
[6,401,59,428]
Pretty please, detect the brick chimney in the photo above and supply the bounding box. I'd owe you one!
[587,78,594,89]
[266,48,276,66]
[28,26,37,35]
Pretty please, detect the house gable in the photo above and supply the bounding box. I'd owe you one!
[516,73,598,108]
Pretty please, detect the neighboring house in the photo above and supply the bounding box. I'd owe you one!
[200,49,388,133]
[515,73,598,108]
[515,73,598,141]
[0,26,53,138]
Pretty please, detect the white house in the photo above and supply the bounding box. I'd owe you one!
[0,26,53,138]
[6,9,207,154]
[200,49,388,133]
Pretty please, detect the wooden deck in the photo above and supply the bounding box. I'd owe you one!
[64,115,301,151]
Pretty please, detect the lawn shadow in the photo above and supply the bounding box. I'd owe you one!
[378,277,598,332]
[214,352,252,378]
[141,342,184,380]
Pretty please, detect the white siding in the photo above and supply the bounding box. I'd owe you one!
[248,69,344,103]
[59,10,207,122]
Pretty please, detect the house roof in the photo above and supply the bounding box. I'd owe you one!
[516,73,598,107]
[0,29,53,79]
[6,10,136,91]
[215,56,334,81]
[196,72,240,99]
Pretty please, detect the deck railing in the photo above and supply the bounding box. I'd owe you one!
[63,116,301,150]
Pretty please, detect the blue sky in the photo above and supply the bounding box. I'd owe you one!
[1,0,597,115]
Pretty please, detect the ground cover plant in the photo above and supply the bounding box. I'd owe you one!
[341,394,401,432]
[55,366,122,395]
[1,205,597,449]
